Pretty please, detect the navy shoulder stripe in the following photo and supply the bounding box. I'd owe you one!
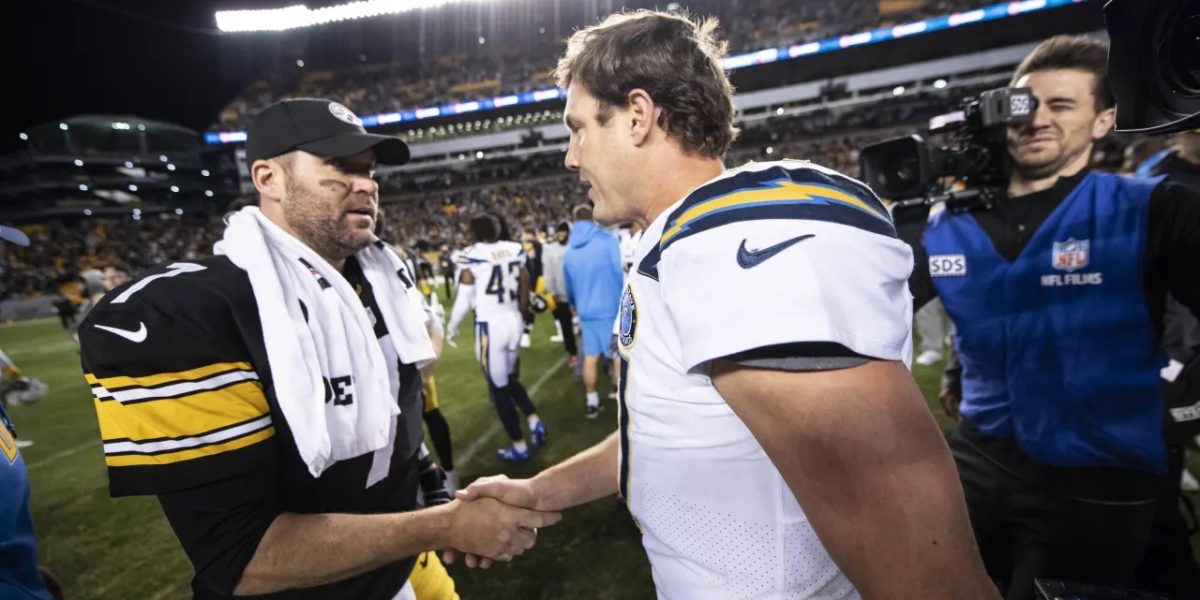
[658,163,894,253]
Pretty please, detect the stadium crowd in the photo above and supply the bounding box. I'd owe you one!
[0,79,1137,302]
[4,0,1200,595]
[0,85,986,300]
[212,0,992,131]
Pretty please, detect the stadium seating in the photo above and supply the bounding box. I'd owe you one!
[0,78,1035,301]
[210,0,994,131]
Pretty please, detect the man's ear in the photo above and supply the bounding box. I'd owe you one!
[1092,106,1116,141]
[627,88,658,147]
[251,158,284,200]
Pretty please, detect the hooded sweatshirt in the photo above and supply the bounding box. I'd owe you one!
[563,220,624,323]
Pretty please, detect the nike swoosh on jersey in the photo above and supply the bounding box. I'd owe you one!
[95,322,148,343]
[736,234,816,269]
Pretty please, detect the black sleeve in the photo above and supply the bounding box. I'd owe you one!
[892,202,938,310]
[726,342,869,371]
[157,465,279,596]
[78,262,277,498]
[1146,181,1200,318]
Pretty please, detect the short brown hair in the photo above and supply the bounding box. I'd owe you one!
[555,10,739,159]
[572,204,593,221]
[1010,35,1114,111]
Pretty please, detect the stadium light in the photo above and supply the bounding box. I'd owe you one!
[215,1,491,33]
[175,208,184,215]
[766,146,774,155]
[79,184,89,191]
[776,107,784,116]
[893,86,906,96]
[124,161,134,168]
[74,159,84,167]
[478,37,485,45]
[137,124,146,131]
[84,209,93,216]
[170,185,180,193]
[18,133,28,141]
[475,150,484,159]
[112,122,131,130]
[201,169,210,177]
[205,190,214,197]
[167,164,176,171]
[129,184,138,191]
[58,123,69,131]
[297,59,305,68]
[934,79,948,89]
[159,155,169,162]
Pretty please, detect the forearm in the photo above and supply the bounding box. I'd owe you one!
[518,274,531,317]
[234,507,450,595]
[446,284,473,335]
[531,432,620,511]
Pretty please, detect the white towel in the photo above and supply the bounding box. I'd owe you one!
[215,207,436,481]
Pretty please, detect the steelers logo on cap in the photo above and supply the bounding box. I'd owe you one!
[328,102,362,126]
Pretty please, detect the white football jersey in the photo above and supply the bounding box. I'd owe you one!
[457,241,527,322]
[616,160,913,599]
[620,229,642,275]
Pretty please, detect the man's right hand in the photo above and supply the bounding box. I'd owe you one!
[455,474,542,510]
[939,384,961,420]
[440,496,559,563]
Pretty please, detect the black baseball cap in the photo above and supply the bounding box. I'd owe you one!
[245,98,410,165]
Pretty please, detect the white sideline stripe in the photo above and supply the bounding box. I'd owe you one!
[103,415,273,455]
[94,369,259,403]
[27,439,100,472]
[458,356,567,467]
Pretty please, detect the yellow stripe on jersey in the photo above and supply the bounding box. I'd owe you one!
[104,426,275,467]
[659,180,889,247]
[0,421,17,464]
[408,551,459,600]
[86,361,254,390]
[423,376,440,413]
[94,380,269,445]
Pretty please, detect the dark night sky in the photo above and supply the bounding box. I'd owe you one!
[1,0,581,153]
[3,0,286,152]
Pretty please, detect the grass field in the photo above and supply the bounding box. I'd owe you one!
[7,307,1197,599]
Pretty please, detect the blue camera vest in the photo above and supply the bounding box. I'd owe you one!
[924,171,1166,473]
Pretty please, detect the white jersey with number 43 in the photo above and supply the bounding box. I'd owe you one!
[457,241,526,321]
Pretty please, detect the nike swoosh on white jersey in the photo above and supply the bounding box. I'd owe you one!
[94,322,148,343]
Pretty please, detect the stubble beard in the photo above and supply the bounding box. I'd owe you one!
[284,179,372,263]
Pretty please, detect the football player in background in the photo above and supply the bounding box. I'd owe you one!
[379,208,460,493]
[447,216,546,461]
[456,10,998,598]
[519,227,543,349]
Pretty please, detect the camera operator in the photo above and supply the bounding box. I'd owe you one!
[901,35,1200,600]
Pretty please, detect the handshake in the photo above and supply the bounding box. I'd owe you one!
[436,474,561,569]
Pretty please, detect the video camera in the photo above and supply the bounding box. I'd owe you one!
[859,0,1198,211]
[1105,0,1200,134]
[858,87,1036,211]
